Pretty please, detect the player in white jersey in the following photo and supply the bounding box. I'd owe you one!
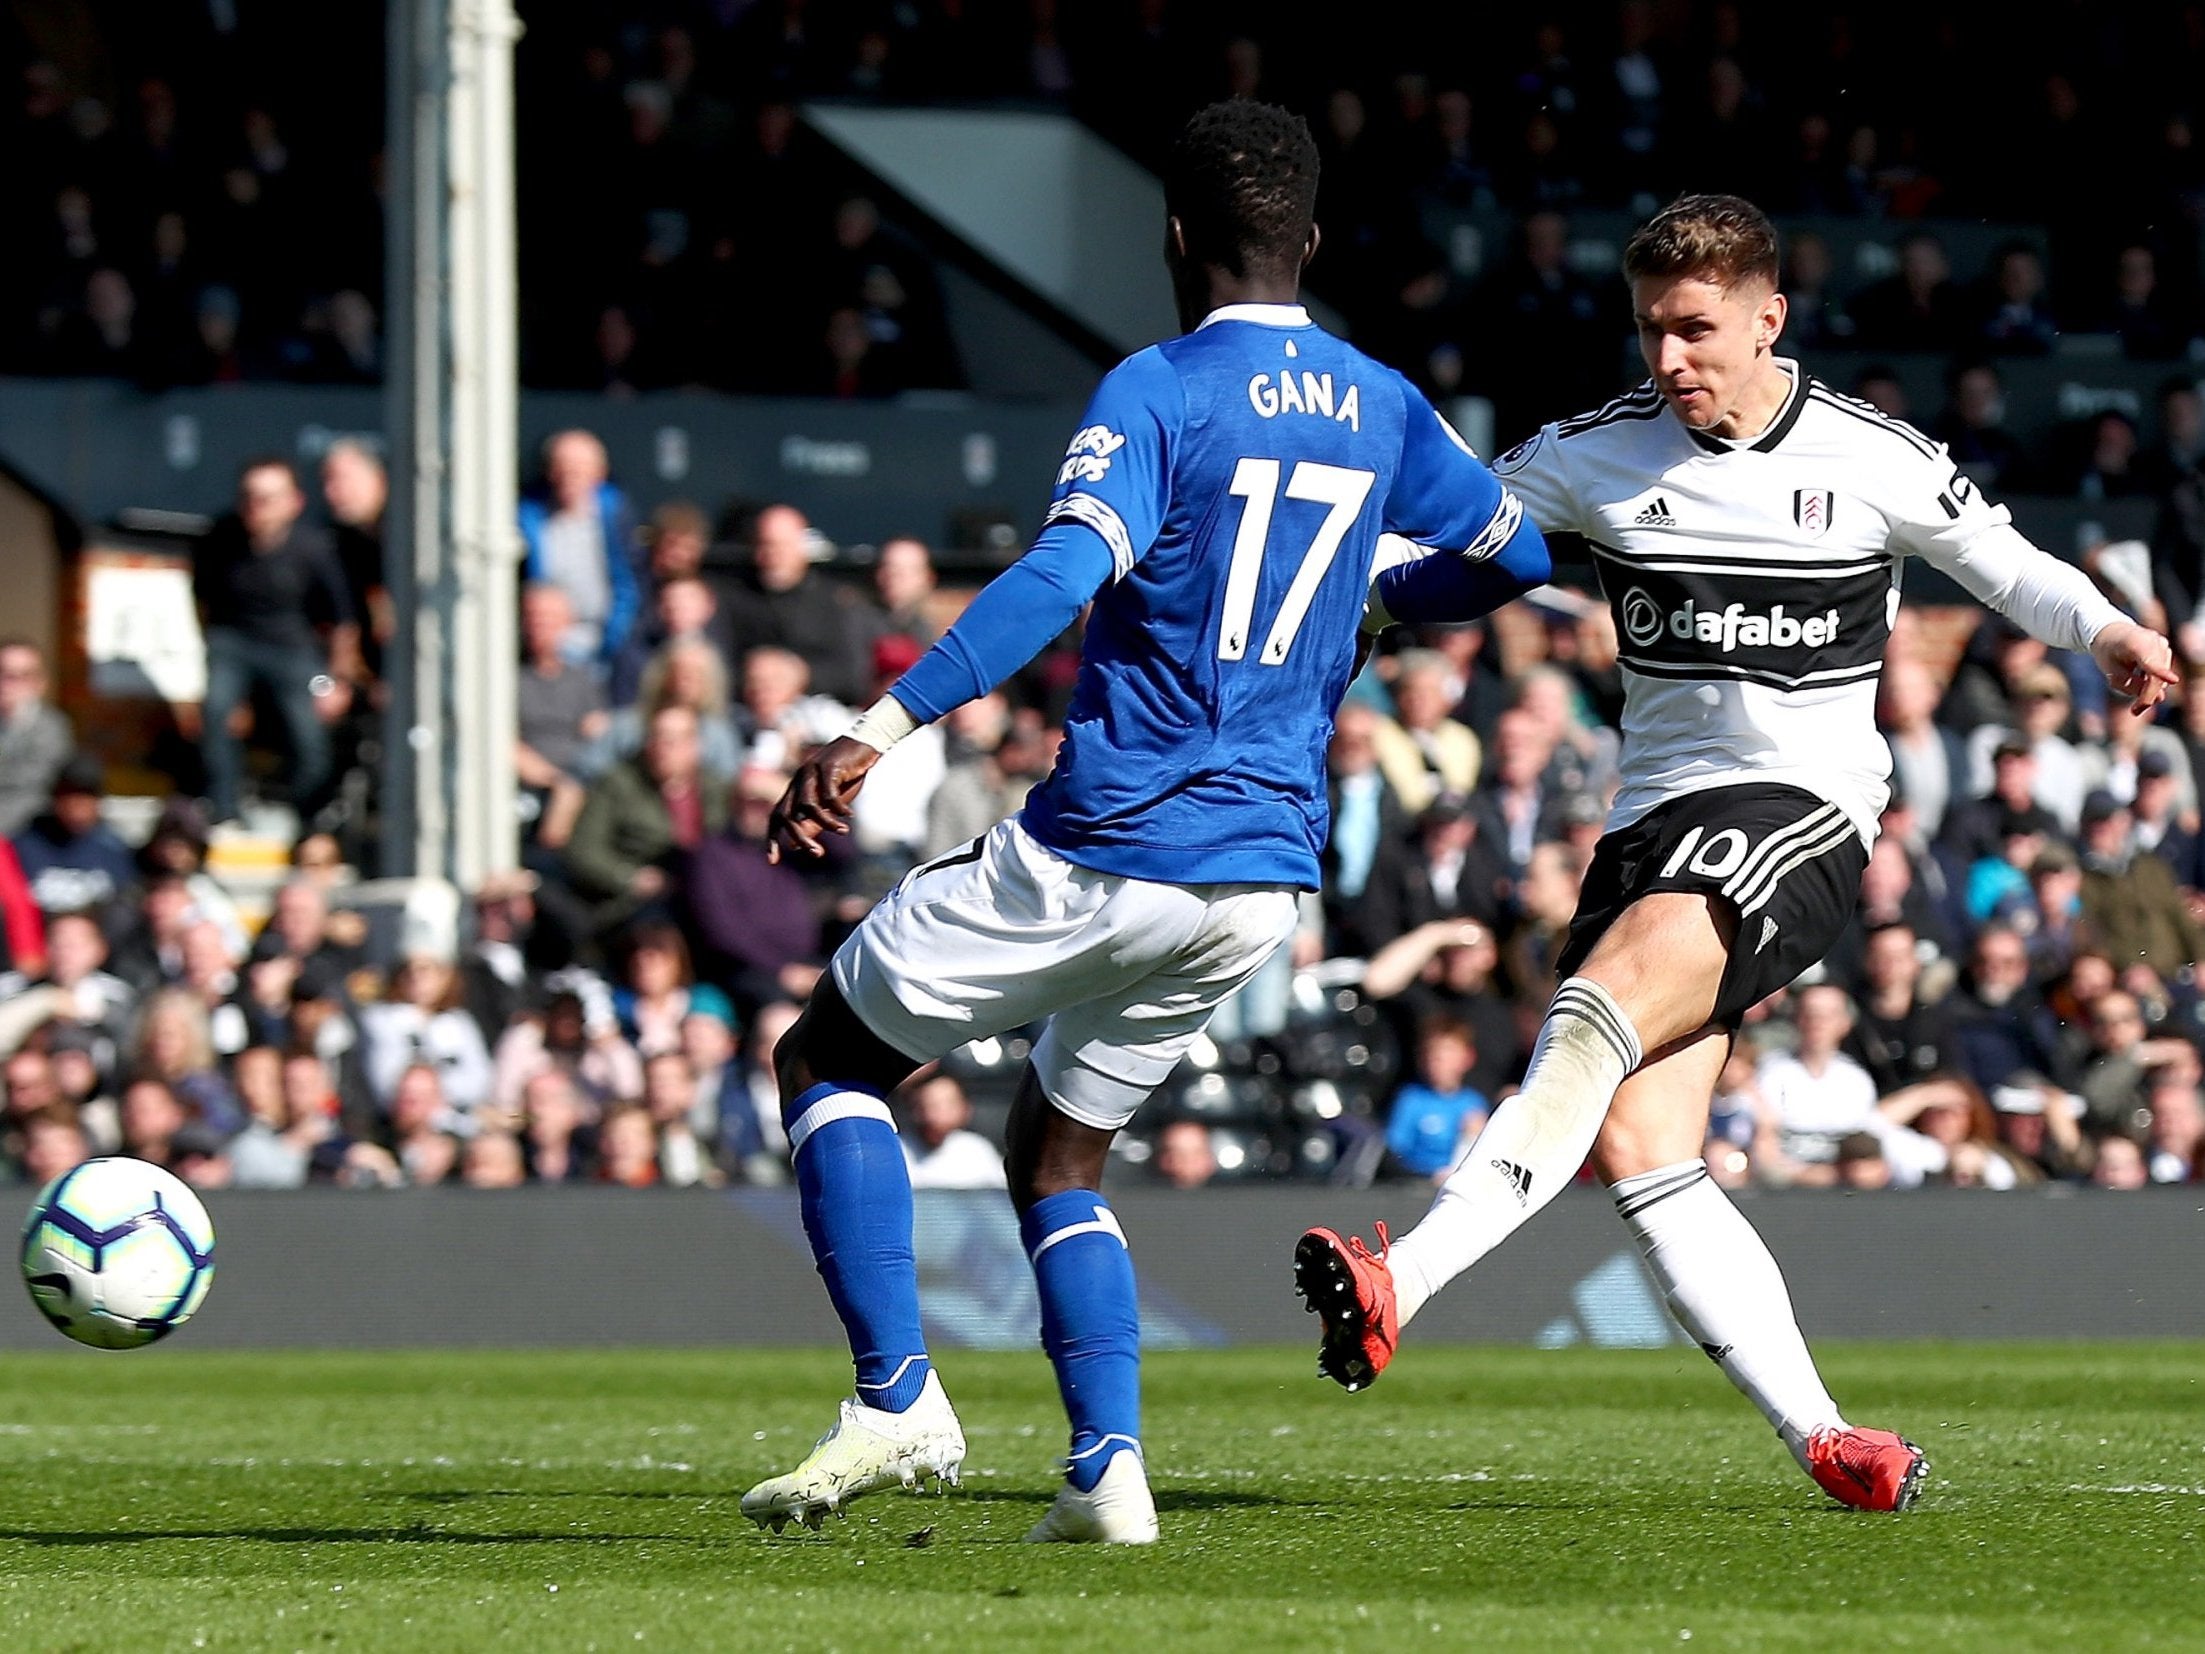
[1296,195,2175,1512]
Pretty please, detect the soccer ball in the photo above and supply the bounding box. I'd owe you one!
[21,1158,215,1349]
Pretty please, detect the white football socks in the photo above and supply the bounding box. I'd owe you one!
[1388,978,1643,1326]
[1613,1159,1846,1468]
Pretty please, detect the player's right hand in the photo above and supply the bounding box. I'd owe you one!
[2090,620,2180,716]
[769,736,880,863]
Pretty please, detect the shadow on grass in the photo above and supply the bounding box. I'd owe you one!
[0,1525,699,1547]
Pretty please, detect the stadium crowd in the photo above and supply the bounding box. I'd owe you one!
[10,4,2205,399]
[6,422,2205,1197]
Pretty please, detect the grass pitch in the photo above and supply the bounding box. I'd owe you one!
[0,1344,2197,1651]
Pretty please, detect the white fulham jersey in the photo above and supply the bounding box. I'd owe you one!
[1493,361,2125,845]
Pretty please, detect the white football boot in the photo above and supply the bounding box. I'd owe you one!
[1024,1449,1159,1544]
[742,1371,966,1534]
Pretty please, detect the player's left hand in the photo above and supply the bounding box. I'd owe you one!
[769,736,879,863]
[2091,620,2179,716]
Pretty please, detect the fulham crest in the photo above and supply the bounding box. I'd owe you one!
[1792,489,1834,537]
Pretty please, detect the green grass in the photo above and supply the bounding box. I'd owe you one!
[0,1345,2198,1651]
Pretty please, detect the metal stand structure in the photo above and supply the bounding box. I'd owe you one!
[382,0,522,889]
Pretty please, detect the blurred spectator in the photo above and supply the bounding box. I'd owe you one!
[1152,1119,1219,1190]
[612,572,736,710]
[227,1044,324,1188]
[1753,985,1881,1186]
[0,639,73,836]
[1991,1077,2089,1182]
[684,768,822,1015]
[248,877,364,982]
[1832,1130,1891,1191]
[387,1063,461,1185]
[520,1068,593,1183]
[518,430,640,667]
[1779,231,1852,350]
[1321,701,1409,954]
[597,1103,659,1187]
[13,755,134,918]
[2078,791,2204,975]
[640,1051,710,1187]
[2091,1134,2148,1189]
[1376,651,1487,818]
[871,536,942,648]
[359,953,494,1121]
[118,1078,188,1169]
[2145,1076,2204,1182]
[1878,659,1966,841]
[319,439,390,683]
[2063,411,2152,502]
[19,1110,89,1188]
[583,636,742,783]
[1969,242,2058,357]
[899,1073,1007,1190]
[138,801,249,958]
[2104,244,2195,362]
[564,704,725,937]
[1384,1016,1490,1181]
[1470,707,1570,875]
[462,870,551,1045]
[461,1130,528,1189]
[1931,363,2030,495]
[130,987,241,1135]
[1850,233,1966,353]
[614,922,698,1057]
[723,505,872,705]
[0,909,136,1073]
[492,987,642,1121]
[516,583,610,853]
[1474,210,1626,440]
[1357,791,1507,951]
[1941,735,2062,870]
[925,694,1030,863]
[190,458,359,824]
[1361,917,1523,1097]
[735,645,849,772]
[1843,921,1956,1095]
[1965,664,2085,832]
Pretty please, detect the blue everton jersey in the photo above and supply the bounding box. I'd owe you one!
[1017,303,1519,890]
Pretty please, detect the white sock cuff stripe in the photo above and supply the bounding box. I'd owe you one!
[1550,978,1643,1070]
[1029,1203,1129,1262]
[856,1355,929,1393]
[787,1092,895,1155]
[1613,1162,1712,1222]
[1066,1433,1142,1464]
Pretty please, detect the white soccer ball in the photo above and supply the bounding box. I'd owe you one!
[21,1158,216,1349]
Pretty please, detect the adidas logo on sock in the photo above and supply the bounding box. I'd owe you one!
[1491,1158,1534,1204]
[1634,495,1676,528]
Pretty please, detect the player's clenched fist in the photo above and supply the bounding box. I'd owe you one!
[769,736,879,863]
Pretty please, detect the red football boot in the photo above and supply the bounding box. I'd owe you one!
[1294,1223,1400,1392]
[1805,1425,1929,1511]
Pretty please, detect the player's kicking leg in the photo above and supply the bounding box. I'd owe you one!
[740,984,965,1533]
[1003,1067,1158,1546]
[1592,1031,1927,1513]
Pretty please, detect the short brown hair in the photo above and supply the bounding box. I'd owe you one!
[1623,194,1779,292]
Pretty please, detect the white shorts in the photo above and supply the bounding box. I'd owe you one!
[831,817,1298,1131]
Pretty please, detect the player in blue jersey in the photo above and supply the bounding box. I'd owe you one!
[739,101,1551,1544]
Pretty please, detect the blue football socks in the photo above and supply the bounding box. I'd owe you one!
[1022,1189,1142,1490]
[783,1081,932,1413]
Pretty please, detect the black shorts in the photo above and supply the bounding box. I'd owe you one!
[1555,783,1868,1031]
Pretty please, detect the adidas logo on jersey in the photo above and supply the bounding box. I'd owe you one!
[1491,1158,1534,1204]
[1757,915,1779,954]
[1633,495,1677,528]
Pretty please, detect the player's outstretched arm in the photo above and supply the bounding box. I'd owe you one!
[1366,511,1551,631]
